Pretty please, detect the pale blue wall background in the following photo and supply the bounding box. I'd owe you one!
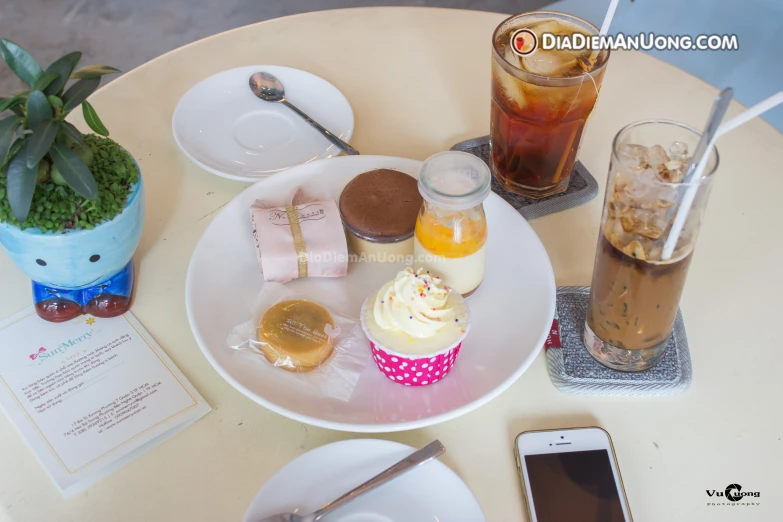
[548,0,783,132]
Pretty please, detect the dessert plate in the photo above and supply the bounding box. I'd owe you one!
[172,65,354,181]
[243,439,485,522]
[186,155,555,432]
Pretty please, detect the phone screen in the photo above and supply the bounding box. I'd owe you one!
[524,449,625,522]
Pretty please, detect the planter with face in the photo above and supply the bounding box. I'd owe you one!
[0,39,144,322]
[0,175,144,321]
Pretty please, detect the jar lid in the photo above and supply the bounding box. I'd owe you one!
[418,151,491,211]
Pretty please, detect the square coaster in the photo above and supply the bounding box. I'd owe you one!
[546,286,692,396]
[450,136,599,220]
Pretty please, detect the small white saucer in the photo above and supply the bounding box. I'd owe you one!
[172,65,354,181]
[243,439,486,522]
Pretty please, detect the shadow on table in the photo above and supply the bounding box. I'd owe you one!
[131,150,188,261]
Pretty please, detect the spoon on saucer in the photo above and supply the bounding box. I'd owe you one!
[255,440,446,522]
[249,71,360,156]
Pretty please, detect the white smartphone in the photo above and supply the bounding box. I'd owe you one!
[514,427,633,522]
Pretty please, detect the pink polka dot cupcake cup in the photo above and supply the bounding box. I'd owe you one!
[360,291,471,387]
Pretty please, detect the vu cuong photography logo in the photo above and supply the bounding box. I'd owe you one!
[706,483,760,507]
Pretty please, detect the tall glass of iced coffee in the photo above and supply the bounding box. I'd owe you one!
[585,120,719,371]
[491,12,609,198]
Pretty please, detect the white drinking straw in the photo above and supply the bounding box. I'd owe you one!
[661,91,783,260]
[660,144,715,260]
[587,0,621,65]
[600,0,621,36]
[717,91,783,138]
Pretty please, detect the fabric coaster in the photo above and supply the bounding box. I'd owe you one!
[450,136,599,220]
[546,286,692,396]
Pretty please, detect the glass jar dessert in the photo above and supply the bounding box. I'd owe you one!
[413,152,491,296]
[339,168,422,262]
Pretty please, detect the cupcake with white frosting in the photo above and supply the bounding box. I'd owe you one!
[361,267,470,386]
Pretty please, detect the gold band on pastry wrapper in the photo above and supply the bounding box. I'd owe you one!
[284,205,309,278]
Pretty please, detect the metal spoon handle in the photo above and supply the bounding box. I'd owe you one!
[665,87,733,226]
[311,440,446,521]
[681,87,733,184]
[281,99,359,156]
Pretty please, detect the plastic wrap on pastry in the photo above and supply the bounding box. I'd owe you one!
[226,282,369,401]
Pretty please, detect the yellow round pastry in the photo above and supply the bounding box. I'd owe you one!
[258,300,335,372]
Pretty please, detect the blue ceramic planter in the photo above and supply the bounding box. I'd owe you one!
[0,164,144,321]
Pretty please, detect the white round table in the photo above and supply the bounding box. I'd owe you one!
[1,7,781,522]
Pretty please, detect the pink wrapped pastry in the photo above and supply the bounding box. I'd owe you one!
[250,191,348,283]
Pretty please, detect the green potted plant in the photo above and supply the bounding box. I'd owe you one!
[0,39,145,322]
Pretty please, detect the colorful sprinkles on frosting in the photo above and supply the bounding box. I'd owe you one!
[375,266,463,339]
[369,267,468,387]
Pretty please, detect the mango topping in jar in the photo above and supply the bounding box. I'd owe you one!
[415,207,487,257]
[413,152,491,296]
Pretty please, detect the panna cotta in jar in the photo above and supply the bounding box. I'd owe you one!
[413,152,491,296]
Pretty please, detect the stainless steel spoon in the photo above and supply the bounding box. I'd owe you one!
[249,71,359,156]
[256,440,446,522]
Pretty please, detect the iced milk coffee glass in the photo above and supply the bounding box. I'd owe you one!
[491,12,610,198]
[585,120,719,371]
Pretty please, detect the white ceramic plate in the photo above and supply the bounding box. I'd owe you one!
[172,65,354,181]
[243,439,486,522]
[186,155,555,432]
